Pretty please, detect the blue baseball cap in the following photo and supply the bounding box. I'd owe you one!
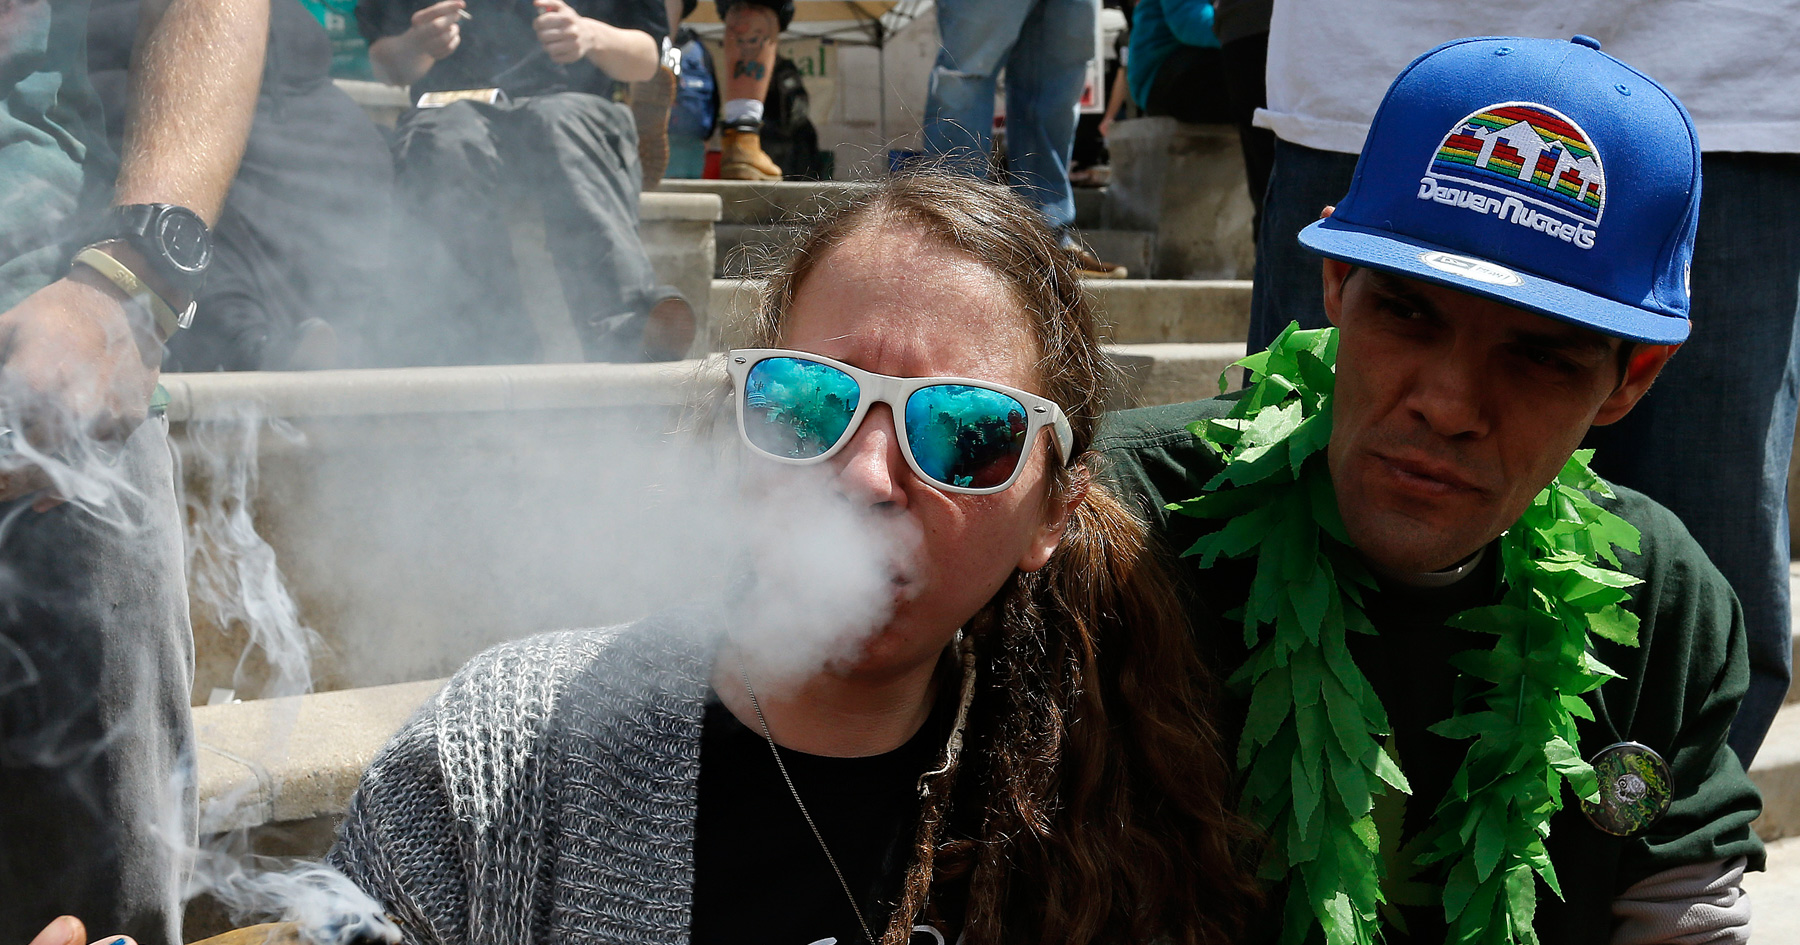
[1299,35,1700,344]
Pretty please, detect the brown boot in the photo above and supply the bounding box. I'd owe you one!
[629,64,676,189]
[720,127,783,181]
[1060,233,1129,279]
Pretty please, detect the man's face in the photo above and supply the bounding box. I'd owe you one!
[1323,262,1672,573]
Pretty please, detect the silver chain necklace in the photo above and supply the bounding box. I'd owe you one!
[739,661,880,945]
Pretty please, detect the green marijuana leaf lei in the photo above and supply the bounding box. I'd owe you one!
[1170,325,1643,945]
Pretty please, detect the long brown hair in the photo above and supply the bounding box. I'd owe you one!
[739,172,1260,945]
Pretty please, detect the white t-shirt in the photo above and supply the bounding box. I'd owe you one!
[1255,0,1800,154]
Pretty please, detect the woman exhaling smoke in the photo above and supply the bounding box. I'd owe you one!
[29,173,1261,945]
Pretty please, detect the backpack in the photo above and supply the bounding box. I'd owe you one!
[669,27,718,140]
[759,56,824,181]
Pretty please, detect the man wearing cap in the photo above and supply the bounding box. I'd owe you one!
[1099,36,1762,944]
[1245,4,1800,769]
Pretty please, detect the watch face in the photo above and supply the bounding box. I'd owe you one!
[155,208,213,274]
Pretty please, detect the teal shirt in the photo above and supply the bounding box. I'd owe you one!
[0,0,111,309]
[1094,396,1765,944]
[1126,0,1218,111]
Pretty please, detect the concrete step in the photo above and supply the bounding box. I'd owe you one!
[713,222,1155,280]
[1743,835,1800,938]
[1078,230,1156,280]
[1105,118,1256,280]
[1751,700,1800,840]
[194,678,444,834]
[707,277,1251,349]
[655,179,878,226]
[1073,186,1107,229]
[656,178,1114,229]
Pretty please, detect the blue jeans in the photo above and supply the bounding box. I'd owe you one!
[1245,138,1357,351]
[1587,153,1800,766]
[922,0,1098,230]
[1250,141,1800,766]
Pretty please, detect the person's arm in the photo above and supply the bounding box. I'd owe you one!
[1594,493,1765,940]
[367,0,465,88]
[0,0,265,504]
[1099,62,1129,137]
[1611,857,1750,945]
[328,710,464,945]
[533,0,659,82]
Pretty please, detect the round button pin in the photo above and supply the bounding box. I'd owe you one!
[1580,741,1673,837]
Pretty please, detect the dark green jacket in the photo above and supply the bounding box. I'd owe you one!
[1094,397,1765,944]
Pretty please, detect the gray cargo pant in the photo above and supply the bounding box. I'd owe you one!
[385,92,663,366]
[0,418,194,945]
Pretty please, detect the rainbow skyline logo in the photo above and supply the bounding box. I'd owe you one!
[1427,102,1606,225]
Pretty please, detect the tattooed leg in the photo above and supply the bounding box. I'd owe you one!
[723,2,778,104]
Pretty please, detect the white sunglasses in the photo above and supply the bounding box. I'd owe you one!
[727,348,1075,495]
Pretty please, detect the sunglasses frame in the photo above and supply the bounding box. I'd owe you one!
[727,348,1076,495]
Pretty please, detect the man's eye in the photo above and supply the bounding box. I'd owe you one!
[1520,348,1576,372]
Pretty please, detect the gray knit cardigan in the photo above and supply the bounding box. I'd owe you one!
[328,616,717,945]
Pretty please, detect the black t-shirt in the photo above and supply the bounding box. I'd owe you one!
[690,694,958,945]
[355,0,666,99]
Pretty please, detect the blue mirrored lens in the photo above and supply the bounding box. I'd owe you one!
[905,385,1029,489]
[742,357,861,459]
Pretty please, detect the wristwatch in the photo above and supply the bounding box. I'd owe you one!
[102,202,213,297]
[76,203,212,340]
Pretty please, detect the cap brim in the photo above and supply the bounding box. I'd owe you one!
[1298,217,1690,345]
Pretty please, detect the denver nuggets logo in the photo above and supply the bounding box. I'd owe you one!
[1416,102,1606,250]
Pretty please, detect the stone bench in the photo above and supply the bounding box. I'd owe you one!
[168,340,1246,705]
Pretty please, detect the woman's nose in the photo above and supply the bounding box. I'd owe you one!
[831,403,910,509]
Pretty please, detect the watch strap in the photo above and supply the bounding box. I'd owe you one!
[109,204,158,240]
[72,246,195,340]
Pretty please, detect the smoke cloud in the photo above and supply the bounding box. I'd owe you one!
[159,373,916,937]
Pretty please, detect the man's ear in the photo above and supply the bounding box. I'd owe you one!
[1316,205,1354,328]
[1322,257,1353,328]
[1593,344,1680,426]
[1019,469,1088,573]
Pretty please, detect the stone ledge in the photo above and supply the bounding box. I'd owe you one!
[332,79,410,110]
[162,360,719,423]
[1753,703,1800,841]
[165,336,1241,430]
[1109,342,1247,406]
[655,179,877,225]
[639,192,725,223]
[194,679,444,834]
